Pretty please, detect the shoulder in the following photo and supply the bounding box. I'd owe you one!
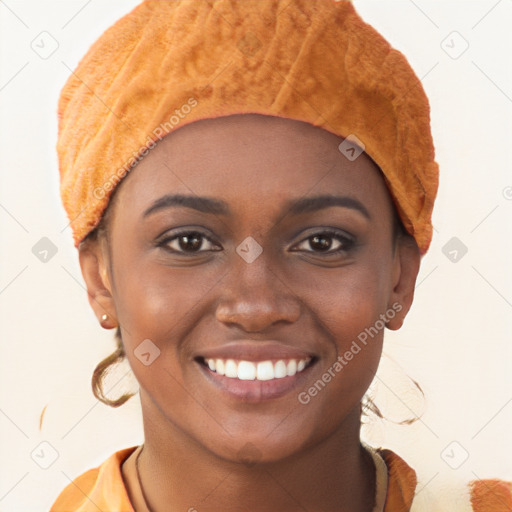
[408,478,512,512]
[49,446,138,512]
[469,478,512,511]
[373,446,512,512]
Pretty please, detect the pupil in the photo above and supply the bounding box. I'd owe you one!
[311,235,331,251]
[180,233,202,251]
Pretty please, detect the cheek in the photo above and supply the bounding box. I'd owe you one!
[292,259,393,343]
[111,257,224,394]
[112,256,222,339]
[278,260,391,408]
[114,263,222,414]
[309,279,385,397]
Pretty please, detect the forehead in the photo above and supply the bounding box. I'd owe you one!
[111,114,395,221]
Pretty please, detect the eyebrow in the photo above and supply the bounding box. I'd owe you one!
[284,195,371,219]
[142,194,371,219]
[143,194,230,217]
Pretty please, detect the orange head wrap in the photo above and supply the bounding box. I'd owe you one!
[57,0,438,254]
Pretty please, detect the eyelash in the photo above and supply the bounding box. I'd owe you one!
[158,230,221,254]
[292,229,355,255]
[157,229,355,255]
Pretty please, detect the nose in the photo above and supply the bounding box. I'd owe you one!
[215,253,301,333]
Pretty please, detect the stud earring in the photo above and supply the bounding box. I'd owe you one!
[101,314,109,322]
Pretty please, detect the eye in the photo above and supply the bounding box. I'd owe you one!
[292,230,355,254]
[158,230,221,253]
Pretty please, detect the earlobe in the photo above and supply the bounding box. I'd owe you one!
[78,239,118,329]
[386,237,421,331]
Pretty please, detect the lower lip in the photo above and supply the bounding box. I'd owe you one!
[197,361,315,403]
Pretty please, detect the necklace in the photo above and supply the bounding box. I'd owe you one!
[135,444,154,512]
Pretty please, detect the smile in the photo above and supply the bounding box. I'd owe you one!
[195,342,317,402]
[203,357,312,381]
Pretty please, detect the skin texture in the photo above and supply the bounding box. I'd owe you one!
[79,114,420,512]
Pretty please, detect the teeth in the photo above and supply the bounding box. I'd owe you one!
[274,360,287,379]
[257,361,274,381]
[287,359,297,376]
[216,359,225,376]
[204,357,311,381]
[238,360,256,381]
[225,359,238,378]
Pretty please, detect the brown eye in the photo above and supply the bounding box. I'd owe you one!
[293,230,355,254]
[178,233,203,251]
[161,231,219,253]
[309,234,333,252]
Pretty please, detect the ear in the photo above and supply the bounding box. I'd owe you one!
[386,235,421,331]
[78,237,118,330]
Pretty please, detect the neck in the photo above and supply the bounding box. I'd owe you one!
[136,398,375,512]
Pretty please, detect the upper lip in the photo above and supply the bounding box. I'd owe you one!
[195,341,316,362]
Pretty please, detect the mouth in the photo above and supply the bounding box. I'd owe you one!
[198,356,314,381]
[194,344,318,403]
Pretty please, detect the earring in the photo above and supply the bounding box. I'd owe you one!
[100,313,118,329]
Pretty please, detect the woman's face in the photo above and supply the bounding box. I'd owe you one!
[81,114,419,463]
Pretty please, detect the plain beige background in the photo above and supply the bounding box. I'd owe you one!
[0,1,511,510]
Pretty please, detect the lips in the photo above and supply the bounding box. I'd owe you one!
[197,341,314,363]
[194,342,317,402]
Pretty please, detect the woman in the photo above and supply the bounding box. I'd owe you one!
[50,1,511,510]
